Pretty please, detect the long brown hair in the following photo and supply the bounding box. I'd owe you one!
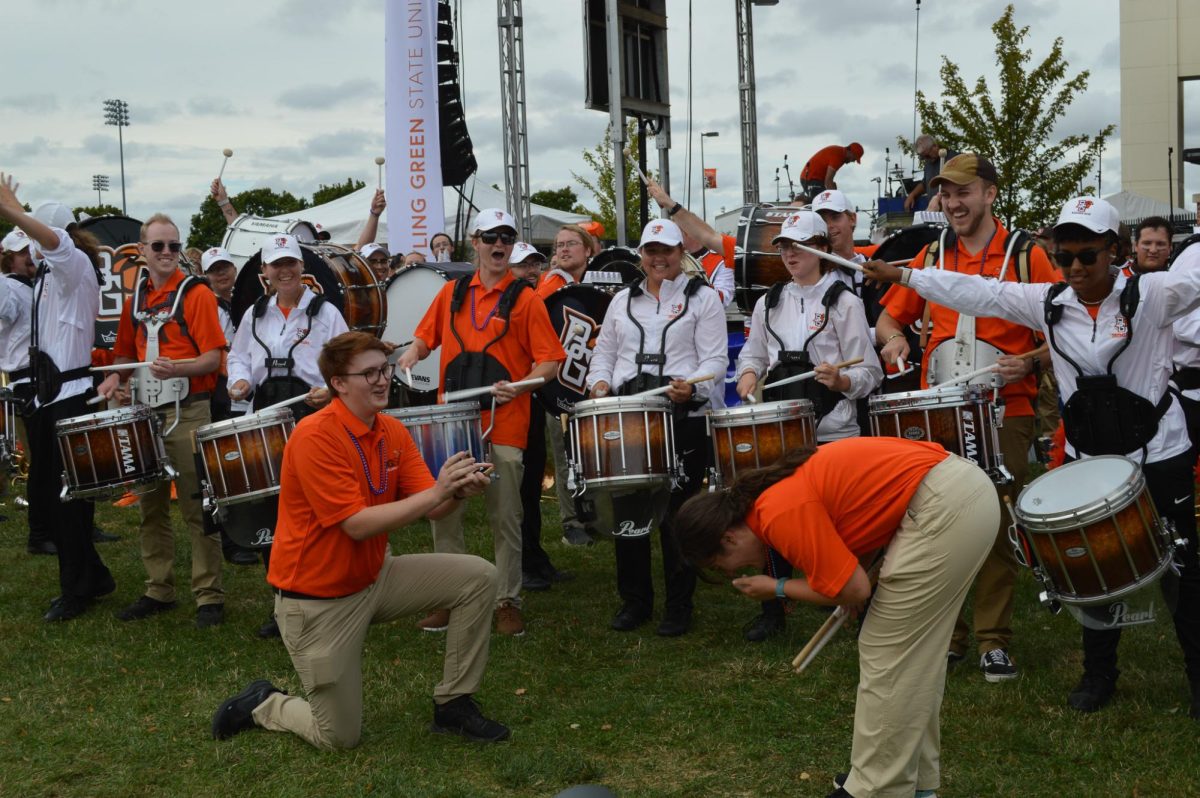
[673,448,816,566]
[68,226,102,272]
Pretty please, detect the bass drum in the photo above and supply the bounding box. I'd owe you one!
[735,203,794,314]
[583,247,642,293]
[221,214,319,272]
[231,243,386,338]
[870,224,944,394]
[78,214,142,248]
[537,284,612,415]
[382,262,476,406]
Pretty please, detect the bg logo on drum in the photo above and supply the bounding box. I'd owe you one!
[558,307,597,395]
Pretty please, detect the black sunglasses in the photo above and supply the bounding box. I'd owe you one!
[1051,248,1107,268]
[145,241,183,253]
[479,231,517,246]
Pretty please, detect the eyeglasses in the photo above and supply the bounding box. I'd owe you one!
[339,363,395,384]
[1051,248,1107,268]
[479,231,517,246]
[555,240,583,251]
[145,241,182,253]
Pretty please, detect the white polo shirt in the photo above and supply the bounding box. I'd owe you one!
[30,229,99,407]
[0,275,33,379]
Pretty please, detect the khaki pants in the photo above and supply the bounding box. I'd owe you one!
[950,415,1035,656]
[254,553,496,750]
[545,412,581,530]
[137,400,223,606]
[431,444,524,607]
[844,456,998,798]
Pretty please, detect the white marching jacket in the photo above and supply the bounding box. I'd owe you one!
[228,287,348,391]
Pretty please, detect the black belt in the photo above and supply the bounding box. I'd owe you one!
[273,587,352,601]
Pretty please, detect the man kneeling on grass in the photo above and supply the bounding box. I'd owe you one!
[212,332,509,748]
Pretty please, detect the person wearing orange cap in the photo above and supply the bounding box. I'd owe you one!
[799,143,864,200]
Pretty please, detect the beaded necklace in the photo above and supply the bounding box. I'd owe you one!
[343,424,388,495]
[469,286,501,331]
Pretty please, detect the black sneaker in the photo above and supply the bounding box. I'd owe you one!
[980,648,1018,683]
[196,604,225,629]
[211,679,285,740]
[116,595,177,622]
[225,549,260,567]
[522,572,552,592]
[44,596,90,622]
[430,695,511,742]
[1067,672,1116,713]
[742,612,784,642]
[946,650,965,668]
[610,604,650,632]
[656,610,691,638]
[561,526,594,547]
[257,615,281,639]
[26,539,57,556]
[92,526,119,543]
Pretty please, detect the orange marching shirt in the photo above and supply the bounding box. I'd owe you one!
[413,270,565,449]
[535,270,572,300]
[745,437,949,598]
[112,270,226,394]
[881,219,1058,416]
[799,145,846,183]
[267,398,436,597]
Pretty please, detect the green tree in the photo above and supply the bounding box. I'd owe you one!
[0,203,32,240]
[572,121,648,240]
[530,186,581,213]
[187,187,310,249]
[902,4,1113,230]
[74,204,124,219]
[312,178,365,207]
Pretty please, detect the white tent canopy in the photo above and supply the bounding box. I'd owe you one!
[1102,190,1191,222]
[267,181,591,249]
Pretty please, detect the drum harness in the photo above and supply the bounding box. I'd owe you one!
[616,275,708,419]
[1043,275,1176,462]
[248,291,328,418]
[15,257,101,413]
[761,279,849,419]
[129,268,210,434]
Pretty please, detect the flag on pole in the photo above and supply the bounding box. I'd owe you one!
[703,168,717,189]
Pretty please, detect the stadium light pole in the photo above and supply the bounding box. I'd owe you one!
[700,131,719,222]
[92,174,109,208]
[103,99,129,213]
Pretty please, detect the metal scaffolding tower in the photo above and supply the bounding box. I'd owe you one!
[498,0,532,241]
[736,0,760,205]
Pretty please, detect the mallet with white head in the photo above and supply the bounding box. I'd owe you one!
[218,148,233,182]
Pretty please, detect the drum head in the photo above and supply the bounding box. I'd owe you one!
[221,215,318,271]
[537,284,612,415]
[1017,456,1139,517]
[736,203,793,313]
[383,262,476,394]
[78,215,142,248]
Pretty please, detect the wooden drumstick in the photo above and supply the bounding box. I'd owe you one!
[930,349,1041,390]
[442,377,545,404]
[760,357,863,392]
[792,607,848,673]
[791,243,865,273]
[257,392,313,414]
[886,354,912,381]
[375,156,385,190]
[91,357,198,372]
[218,148,233,182]
[560,413,569,434]
[631,373,717,398]
[622,144,652,186]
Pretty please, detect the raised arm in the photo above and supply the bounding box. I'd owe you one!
[211,179,238,225]
[643,177,723,253]
[355,190,386,249]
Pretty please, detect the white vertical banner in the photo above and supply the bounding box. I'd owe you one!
[385,0,444,254]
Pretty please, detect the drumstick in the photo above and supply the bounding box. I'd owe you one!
[90,357,198,372]
[560,413,569,434]
[792,607,848,672]
[886,355,913,381]
[257,392,313,414]
[218,148,233,182]
[405,368,414,389]
[86,395,106,406]
[442,377,546,404]
[791,244,865,273]
[374,156,385,190]
[622,144,652,186]
[759,357,863,392]
[930,349,1041,389]
[631,373,717,398]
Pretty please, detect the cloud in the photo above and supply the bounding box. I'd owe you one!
[303,129,379,158]
[0,94,59,113]
[188,96,239,116]
[5,137,57,159]
[278,78,379,110]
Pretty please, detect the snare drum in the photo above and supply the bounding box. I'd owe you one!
[56,404,172,500]
[384,401,488,477]
[195,407,295,507]
[1012,456,1176,605]
[708,399,816,488]
[382,263,477,400]
[869,384,1009,483]
[567,395,677,492]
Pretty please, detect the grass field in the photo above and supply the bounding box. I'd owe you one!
[1,487,1199,798]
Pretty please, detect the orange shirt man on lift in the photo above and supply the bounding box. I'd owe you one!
[799,142,864,201]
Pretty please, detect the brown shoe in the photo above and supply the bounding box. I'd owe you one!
[495,605,525,636]
[418,608,450,632]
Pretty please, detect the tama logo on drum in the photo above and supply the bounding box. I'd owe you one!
[116,428,137,474]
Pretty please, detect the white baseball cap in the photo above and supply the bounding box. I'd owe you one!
[638,219,684,249]
[31,201,76,230]
[811,189,853,214]
[313,222,331,241]
[772,209,828,244]
[200,246,235,272]
[1054,196,1120,235]
[1,230,31,252]
[509,242,547,264]
[361,243,390,260]
[472,208,517,234]
[261,234,304,265]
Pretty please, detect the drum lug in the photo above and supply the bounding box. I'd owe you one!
[990,463,1013,485]
[1037,589,1062,615]
[163,459,179,481]
[59,472,70,501]
[707,466,722,493]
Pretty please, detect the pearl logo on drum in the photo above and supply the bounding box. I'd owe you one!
[902,426,926,441]
[252,528,274,547]
[615,519,653,538]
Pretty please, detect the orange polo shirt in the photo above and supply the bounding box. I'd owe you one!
[267,398,436,597]
[746,437,948,598]
[113,270,225,394]
[414,270,566,448]
[882,219,1057,416]
[535,270,573,300]
[800,145,846,182]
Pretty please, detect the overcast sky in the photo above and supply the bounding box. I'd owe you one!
[2,0,1138,244]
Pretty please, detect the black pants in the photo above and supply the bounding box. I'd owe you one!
[1080,449,1200,685]
[613,416,706,616]
[25,393,111,601]
[519,409,556,577]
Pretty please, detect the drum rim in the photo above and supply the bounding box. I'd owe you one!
[63,471,165,499]
[195,408,295,440]
[382,401,482,423]
[1014,455,1145,529]
[209,485,282,507]
[709,398,814,424]
[1053,555,1175,606]
[868,384,979,409]
[55,404,154,430]
[571,395,673,414]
